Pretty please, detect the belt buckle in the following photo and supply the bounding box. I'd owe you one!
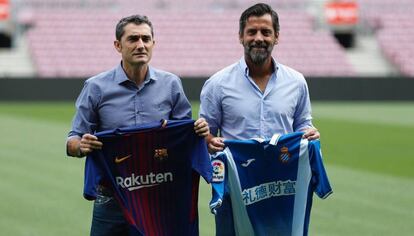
[97,184,113,196]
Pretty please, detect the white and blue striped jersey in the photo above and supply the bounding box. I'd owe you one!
[210,132,332,236]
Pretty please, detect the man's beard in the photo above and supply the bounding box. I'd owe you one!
[244,41,273,65]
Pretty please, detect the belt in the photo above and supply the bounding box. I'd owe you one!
[96,184,114,196]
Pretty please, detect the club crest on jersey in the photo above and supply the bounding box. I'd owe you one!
[154,148,168,161]
[211,159,225,182]
[279,146,291,163]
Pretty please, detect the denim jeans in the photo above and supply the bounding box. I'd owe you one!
[90,193,141,236]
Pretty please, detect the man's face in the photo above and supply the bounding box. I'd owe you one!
[240,14,278,65]
[114,23,154,66]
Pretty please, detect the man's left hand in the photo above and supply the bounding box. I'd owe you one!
[302,127,320,140]
[194,118,209,137]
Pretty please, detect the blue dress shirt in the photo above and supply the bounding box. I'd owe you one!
[200,57,313,140]
[68,63,192,137]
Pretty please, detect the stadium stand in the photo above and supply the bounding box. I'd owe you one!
[21,5,354,78]
[28,0,414,78]
[375,14,414,77]
[358,0,414,77]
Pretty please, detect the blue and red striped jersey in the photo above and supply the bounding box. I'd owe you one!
[85,120,212,236]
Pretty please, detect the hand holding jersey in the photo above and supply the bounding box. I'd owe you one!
[80,134,102,155]
[301,127,320,140]
[207,135,225,153]
[69,118,209,158]
[194,117,210,137]
[207,128,320,154]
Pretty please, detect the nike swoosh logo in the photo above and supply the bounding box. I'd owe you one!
[241,158,255,167]
[128,184,159,191]
[115,154,131,164]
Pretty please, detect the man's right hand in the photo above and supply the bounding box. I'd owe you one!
[206,134,225,154]
[79,134,103,156]
[67,134,103,157]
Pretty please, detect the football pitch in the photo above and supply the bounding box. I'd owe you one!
[0,101,413,236]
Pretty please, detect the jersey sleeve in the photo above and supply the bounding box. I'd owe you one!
[209,151,227,214]
[83,152,104,200]
[190,136,213,183]
[309,140,333,199]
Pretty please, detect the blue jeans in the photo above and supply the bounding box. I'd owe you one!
[90,194,141,236]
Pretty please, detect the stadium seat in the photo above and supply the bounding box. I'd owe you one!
[21,1,355,78]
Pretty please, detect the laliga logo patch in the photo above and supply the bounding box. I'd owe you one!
[279,146,291,163]
[212,160,225,182]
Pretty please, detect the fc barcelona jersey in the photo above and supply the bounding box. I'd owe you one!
[210,132,332,236]
[85,120,212,236]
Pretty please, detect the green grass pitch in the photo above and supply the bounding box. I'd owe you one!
[0,101,413,235]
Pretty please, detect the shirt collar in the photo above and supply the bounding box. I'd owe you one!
[114,62,157,85]
[239,57,279,77]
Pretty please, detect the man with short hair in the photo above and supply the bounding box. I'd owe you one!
[66,14,209,236]
[199,3,320,235]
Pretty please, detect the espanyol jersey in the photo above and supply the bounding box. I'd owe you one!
[210,132,332,236]
[85,120,212,236]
